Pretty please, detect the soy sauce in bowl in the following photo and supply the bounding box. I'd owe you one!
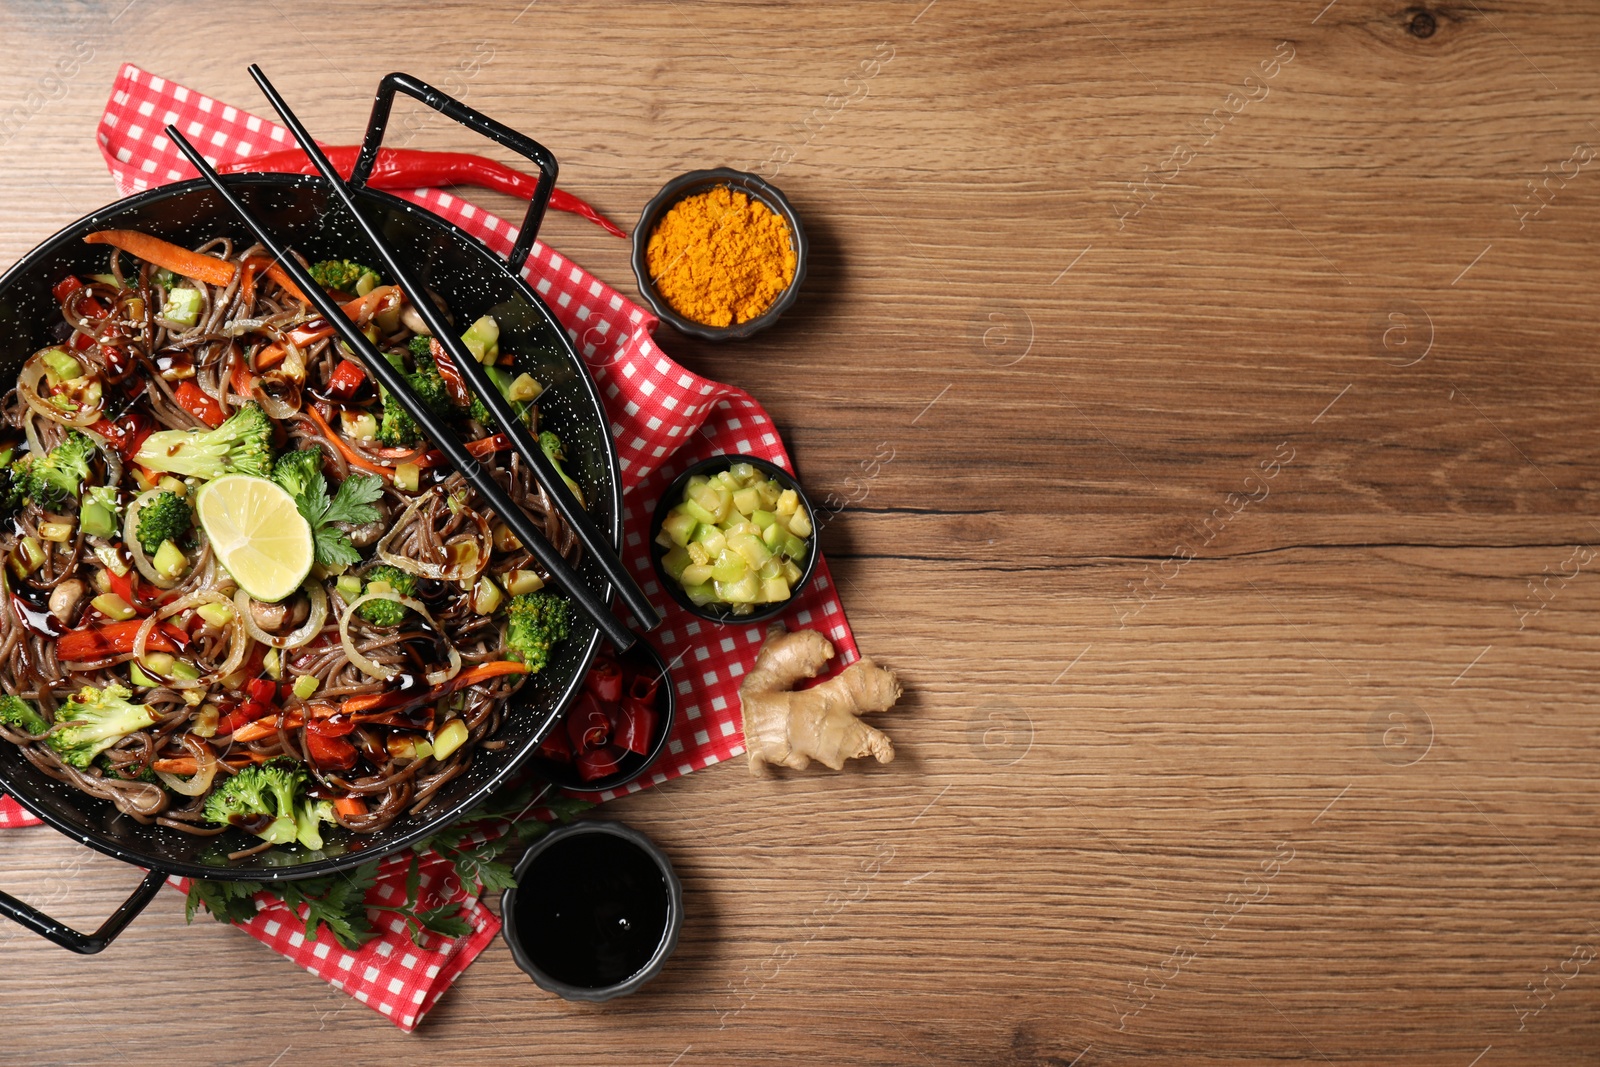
[502,821,682,1001]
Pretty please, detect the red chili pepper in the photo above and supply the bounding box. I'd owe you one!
[89,410,156,461]
[56,620,186,662]
[245,677,278,705]
[584,657,623,704]
[614,699,658,757]
[538,727,573,763]
[327,358,366,400]
[220,147,628,239]
[575,746,624,783]
[628,670,661,705]
[305,728,358,771]
[565,691,611,753]
[174,380,226,428]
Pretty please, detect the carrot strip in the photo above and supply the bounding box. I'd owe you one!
[151,753,264,774]
[339,660,531,718]
[333,796,367,817]
[450,661,533,688]
[262,261,310,304]
[84,230,237,287]
[230,713,305,744]
[302,404,393,479]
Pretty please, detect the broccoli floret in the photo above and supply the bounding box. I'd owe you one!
[202,759,304,846]
[295,797,336,851]
[538,431,585,508]
[407,353,453,416]
[134,491,191,554]
[307,260,380,293]
[0,694,47,736]
[504,591,570,673]
[468,394,497,429]
[376,349,456,448]
[377,396,420,448]
[407,335,433,359]
[45,684,158,769]
[357,565,417,627]
[20,430,97,509]
[272,447,325,502]
[99,756,159,783]
[134,402,273,480]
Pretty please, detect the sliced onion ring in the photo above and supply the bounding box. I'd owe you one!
[340,590,461,685]
[156,736,218,797]
[17,348,104,427]
[133,588,245,688]
[375,495,492,582]
[234,581,328,650]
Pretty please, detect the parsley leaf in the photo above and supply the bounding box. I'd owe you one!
[185,878,263,926]
[273,453,382,567]
[324,472,383,525]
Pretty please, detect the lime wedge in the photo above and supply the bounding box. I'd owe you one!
[195,474,314,603]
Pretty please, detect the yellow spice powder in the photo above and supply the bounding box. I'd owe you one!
[645,185,796,328]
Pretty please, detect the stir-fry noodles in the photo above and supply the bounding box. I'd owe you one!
[0,233,583,856]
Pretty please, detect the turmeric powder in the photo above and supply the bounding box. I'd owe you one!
[645,185,796,327]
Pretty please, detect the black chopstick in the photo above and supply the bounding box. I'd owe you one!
[247,65,662,637]
[165,125,637,654]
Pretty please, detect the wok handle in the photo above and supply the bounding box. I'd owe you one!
[0,868,166,955]
[351,72,557,276]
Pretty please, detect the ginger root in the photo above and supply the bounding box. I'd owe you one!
[738,625,900,776]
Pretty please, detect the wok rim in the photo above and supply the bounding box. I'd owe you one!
[0,173,622,882]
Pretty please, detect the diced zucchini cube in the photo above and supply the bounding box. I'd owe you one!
[661,508,699,547]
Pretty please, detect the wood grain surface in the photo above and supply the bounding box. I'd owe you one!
[1,1,1598,1064]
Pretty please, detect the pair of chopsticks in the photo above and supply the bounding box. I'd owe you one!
[164,67,660,652]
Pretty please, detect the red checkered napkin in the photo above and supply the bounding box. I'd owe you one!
[0,795,40,828]
[0,66,859,1031]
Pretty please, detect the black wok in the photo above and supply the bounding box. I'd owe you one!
[0,84,620,952]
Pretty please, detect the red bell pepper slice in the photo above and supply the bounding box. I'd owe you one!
[89,410,156,461]
[583,657,623,704]
[575,746,624,782]
[52,276,84,302]
[305,726,358,771]
[327,358,366,400]
[174,381,226,428]
[245,677,278,705]
[56,620,186,662]
[565,691,610,753]
[614,699,658,757]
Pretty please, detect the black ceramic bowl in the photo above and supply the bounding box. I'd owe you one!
[532,634,677,794]
[502,821,683,1002]
[650,454,820,626]
[629,168,807,342]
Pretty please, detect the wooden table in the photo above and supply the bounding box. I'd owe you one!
[2,1,1598,1063]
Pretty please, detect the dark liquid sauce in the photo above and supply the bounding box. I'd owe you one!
[514,832,671,989]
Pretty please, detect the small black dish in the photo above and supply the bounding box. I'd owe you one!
[630,168,807,342]
[649,454,820,626]
[502,821,683,1002]
[532,635,677,794]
